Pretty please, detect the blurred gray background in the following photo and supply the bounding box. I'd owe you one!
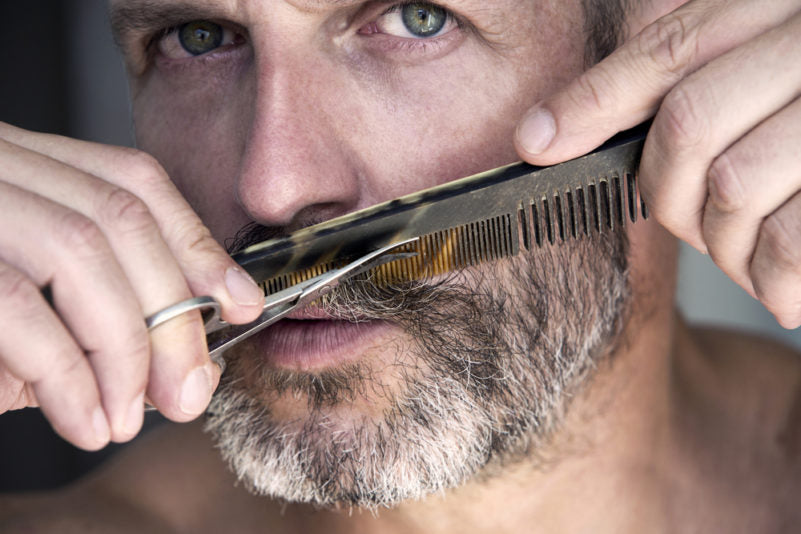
[1,0,799,492]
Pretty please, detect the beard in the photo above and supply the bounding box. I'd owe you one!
[205,228,630,510]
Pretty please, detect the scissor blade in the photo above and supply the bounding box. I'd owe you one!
[207,239,419,358]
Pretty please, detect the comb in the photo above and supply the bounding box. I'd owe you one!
[234,124,649,294]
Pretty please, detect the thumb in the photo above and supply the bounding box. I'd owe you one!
[513,59,662,166]
[513,0,789,166]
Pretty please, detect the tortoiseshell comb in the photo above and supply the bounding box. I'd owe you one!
[233,123,649,295]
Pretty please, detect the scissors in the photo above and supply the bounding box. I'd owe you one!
[145,238,419,373]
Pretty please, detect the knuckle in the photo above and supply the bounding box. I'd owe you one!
[571,67,616,115]
[657,84,710,153]
[97,187,156,237]
[118,329,152,382]
[707,153,748,215]
[51,348,88,382]
[57,211,109,258]
[760,213,801,271]
[173,221,220,257]
[636,12,701,75]
[118,148,169,188]
[0,265,39,314]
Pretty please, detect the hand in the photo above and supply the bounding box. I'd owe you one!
[514,0,801,328]
[0,122,264,450]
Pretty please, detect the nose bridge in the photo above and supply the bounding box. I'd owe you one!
[237,43,360,229]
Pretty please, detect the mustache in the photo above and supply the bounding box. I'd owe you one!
[225,222,286,255]
[225,221,447,319]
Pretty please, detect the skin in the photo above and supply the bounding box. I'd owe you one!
[1,0,801,531]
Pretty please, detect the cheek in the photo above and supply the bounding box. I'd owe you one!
[351,38,584,201]
[131,62,256,239]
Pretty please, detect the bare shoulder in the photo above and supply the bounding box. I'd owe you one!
[0,485,172,533]
[676,323,801,530]
[0,423,192,533]
[0,420,288,534]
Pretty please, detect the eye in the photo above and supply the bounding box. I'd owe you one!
[374,3,457,39]
[156,20,242,59]
[179,21,224,55]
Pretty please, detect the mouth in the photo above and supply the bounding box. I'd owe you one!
[252,308,394,371]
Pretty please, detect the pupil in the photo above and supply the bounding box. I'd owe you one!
[401,4,446,37]
[179,21,224,56]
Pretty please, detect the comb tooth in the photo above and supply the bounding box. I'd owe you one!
[442,229,453,272]
[462,226,470,265]
[626,172,637,223]
[433,231,444,274]
[576,187,589,236]
[613,176,625,227]
[566,190,577,239]
[531,201,543,247]
[439,229,448,272]
[474,221,483,263]
[484,218,498,260]
[542,198,555,245]
[599,180,613,230]
[488,217,498,260]
[588,183,600,232]
[485,218,495,260]
[638,173,649,220]
[469,222,480,265]
[454,227,464,269]
[555,193,567,242]
[494,215,504,259]
[456,227,467,268]
[518,207,531,251]
[488,218,497,259]
[484,217,497,260]
[504,213,514,256]
[495,216,503,258]
[466,222,476,266]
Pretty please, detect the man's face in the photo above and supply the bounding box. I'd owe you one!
[114,0,629,508]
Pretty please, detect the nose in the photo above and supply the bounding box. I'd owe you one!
[236,54,363,231]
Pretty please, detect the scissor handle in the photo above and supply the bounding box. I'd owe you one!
[145,296,226,375]
[145,296,222,331]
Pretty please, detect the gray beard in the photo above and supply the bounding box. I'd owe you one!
[205,230,630,509]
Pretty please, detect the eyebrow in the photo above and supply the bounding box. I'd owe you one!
[109,0,231,45]
[110,0,490,46]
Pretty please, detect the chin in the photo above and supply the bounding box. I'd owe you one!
[204,238,631,509]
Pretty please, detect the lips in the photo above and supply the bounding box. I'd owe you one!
[252,311,393,371]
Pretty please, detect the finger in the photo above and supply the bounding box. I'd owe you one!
[0,259,109,451]
[514,0,801,164]
[702,95,801,298]
[644,11,801,251]
[751,190,801,329]
[0,362,37,411]
[0,140,214,423]
[0,177,148,441]
[0,122,264,325]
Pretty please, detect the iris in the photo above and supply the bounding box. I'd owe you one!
[401,3,447,37]
[179,21,224,56]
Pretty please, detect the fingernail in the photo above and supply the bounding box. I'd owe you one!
[92,407,110,444]
[518,108,556,155]
[225,267,263,306]
[180,365,213,416]
[124,393,145,436]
